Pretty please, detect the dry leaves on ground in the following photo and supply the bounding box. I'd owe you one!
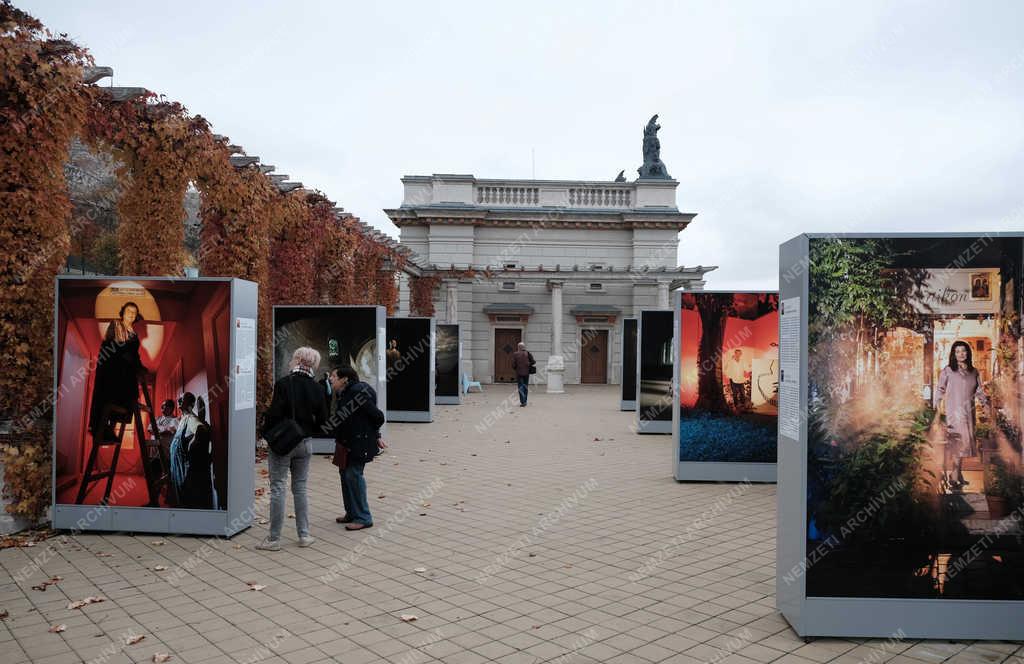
[257,518,268,525]
[124,634,145,645]
[246,582,266,591]
[67,596,105,610]
[152,653,172,662]
[48,624,66,633]
[152,565,168,571]
[0,610,8,620]
[413,567,427,573]
[400,614,418,622]
[31,576,62,591]
[151,541,165,546]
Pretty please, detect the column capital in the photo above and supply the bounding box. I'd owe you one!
[546,279,566,290]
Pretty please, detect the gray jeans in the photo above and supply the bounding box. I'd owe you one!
[268,438,312,540]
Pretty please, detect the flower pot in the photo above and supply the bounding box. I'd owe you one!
[986,495,1010,519]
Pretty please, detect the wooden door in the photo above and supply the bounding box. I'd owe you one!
[581,329,608,384]
[493,328,522,382]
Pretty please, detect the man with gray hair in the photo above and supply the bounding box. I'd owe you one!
[510,342,535,407]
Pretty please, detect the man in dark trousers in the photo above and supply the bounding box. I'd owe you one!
[510,342,535,407]
[327,366,385,530]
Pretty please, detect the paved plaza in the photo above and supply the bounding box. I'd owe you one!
[1,386,1022,664]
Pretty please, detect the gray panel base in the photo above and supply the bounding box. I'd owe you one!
[785,597,1024,640]
[637,420,671,434]
[387,410,433,423]
[53,504,249,537]
[620,400,636,411]
[675,461,776,483]
[309,437,335,455]
[436,395,460,405]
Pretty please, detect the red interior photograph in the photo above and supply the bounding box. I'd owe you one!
[54,279,231,510]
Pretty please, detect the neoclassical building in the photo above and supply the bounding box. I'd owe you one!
[387,123,714,389]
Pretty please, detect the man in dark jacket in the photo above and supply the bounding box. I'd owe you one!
[510,342,534,407]
[328,366,385,530]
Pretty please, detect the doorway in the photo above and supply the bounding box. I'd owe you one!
[580,329,609,384]
[493,328,522,382]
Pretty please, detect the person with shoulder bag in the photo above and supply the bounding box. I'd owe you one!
[510,342,535,407]
[257,347,328,551]
[327,366,385,530]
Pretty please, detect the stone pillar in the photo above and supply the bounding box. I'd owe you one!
[445,280,458,323]
[547,280,565,394]
[657,281,670,309]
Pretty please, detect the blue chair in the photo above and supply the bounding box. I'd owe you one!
[462,373,483,394]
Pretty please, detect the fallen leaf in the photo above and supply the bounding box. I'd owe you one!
[254,488,266,497]
[124,634,145,645]
[419,513,427,516]
[470,453,477,456]
[152,653,172,662]
[377,494,386,499]
[50,576,62,582]
[67,596,105,610]
[96,553,113,558]
[400,614,418,622]
[151,541,165,546]
[528,553,537,558]
[31,583,48,591]
[257,518,268,525]
[413,567,427,573]
[287,514,295,519]
[0,610,8,620]
[421,502,431,507]
[48,624,66,633]
[439,462,448,466]
[153,565,167,571]
[246,582,266,592]
[233,544,243,550]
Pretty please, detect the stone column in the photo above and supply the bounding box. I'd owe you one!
[546,280,565,393]
[657,281,670,309]
[444,280,458,323]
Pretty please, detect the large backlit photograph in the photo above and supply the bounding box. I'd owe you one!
[806,236,1024,599]
[679,292,778,463]
[55,279,231,510]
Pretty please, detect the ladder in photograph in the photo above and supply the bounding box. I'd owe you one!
[75,376,168,507]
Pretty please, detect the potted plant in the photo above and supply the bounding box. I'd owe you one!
[984,456,1023,519]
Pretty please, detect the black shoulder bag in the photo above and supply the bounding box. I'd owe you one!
[265,378,305,456]
[528,352,537,375]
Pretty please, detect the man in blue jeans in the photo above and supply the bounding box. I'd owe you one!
[328,366,385,530]
[511,342,534,407]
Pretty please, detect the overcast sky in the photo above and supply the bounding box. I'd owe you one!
[23,0,1024,289]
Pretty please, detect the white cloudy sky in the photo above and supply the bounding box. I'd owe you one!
[24,0,1024,289]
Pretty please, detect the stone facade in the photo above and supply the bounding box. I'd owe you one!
[387,174,713,385]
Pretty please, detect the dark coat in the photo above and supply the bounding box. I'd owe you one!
[330,381,385,460]
[511,350,534,378]
[88,322,144,433]
[264,372,329,439]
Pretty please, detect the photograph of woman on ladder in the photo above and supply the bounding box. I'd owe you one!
[87,301,146,441]
[935,340,989,492]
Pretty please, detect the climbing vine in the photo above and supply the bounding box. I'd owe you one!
[0,2,94,520]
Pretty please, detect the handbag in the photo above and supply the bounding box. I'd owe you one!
[528,352,537,375]
[265,378,305,456]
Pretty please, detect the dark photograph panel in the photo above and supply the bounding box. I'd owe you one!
[55,279,231,510]
[386,318,432,413]
[622,318,638,403]
[806,236,1024,600]
[679,292,778,462]
[639,311,674,422]
[436,324,460,399]
[273,306,381,434]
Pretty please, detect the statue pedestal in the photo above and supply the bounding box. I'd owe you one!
[546,355,565,394]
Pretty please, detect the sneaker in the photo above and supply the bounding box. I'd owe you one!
[298,536,315,548]
[255,538,281,551]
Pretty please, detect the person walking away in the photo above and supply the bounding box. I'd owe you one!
[511,342,535,407]
[258,347,328,550]
[328,366,385,530]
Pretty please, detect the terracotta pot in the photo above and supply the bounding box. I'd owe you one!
[986,495,1010,519]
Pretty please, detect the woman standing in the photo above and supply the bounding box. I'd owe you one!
[258,347,328,550]
[88,302,146,439]
[935,340,988,490]
[169,393,216,509]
